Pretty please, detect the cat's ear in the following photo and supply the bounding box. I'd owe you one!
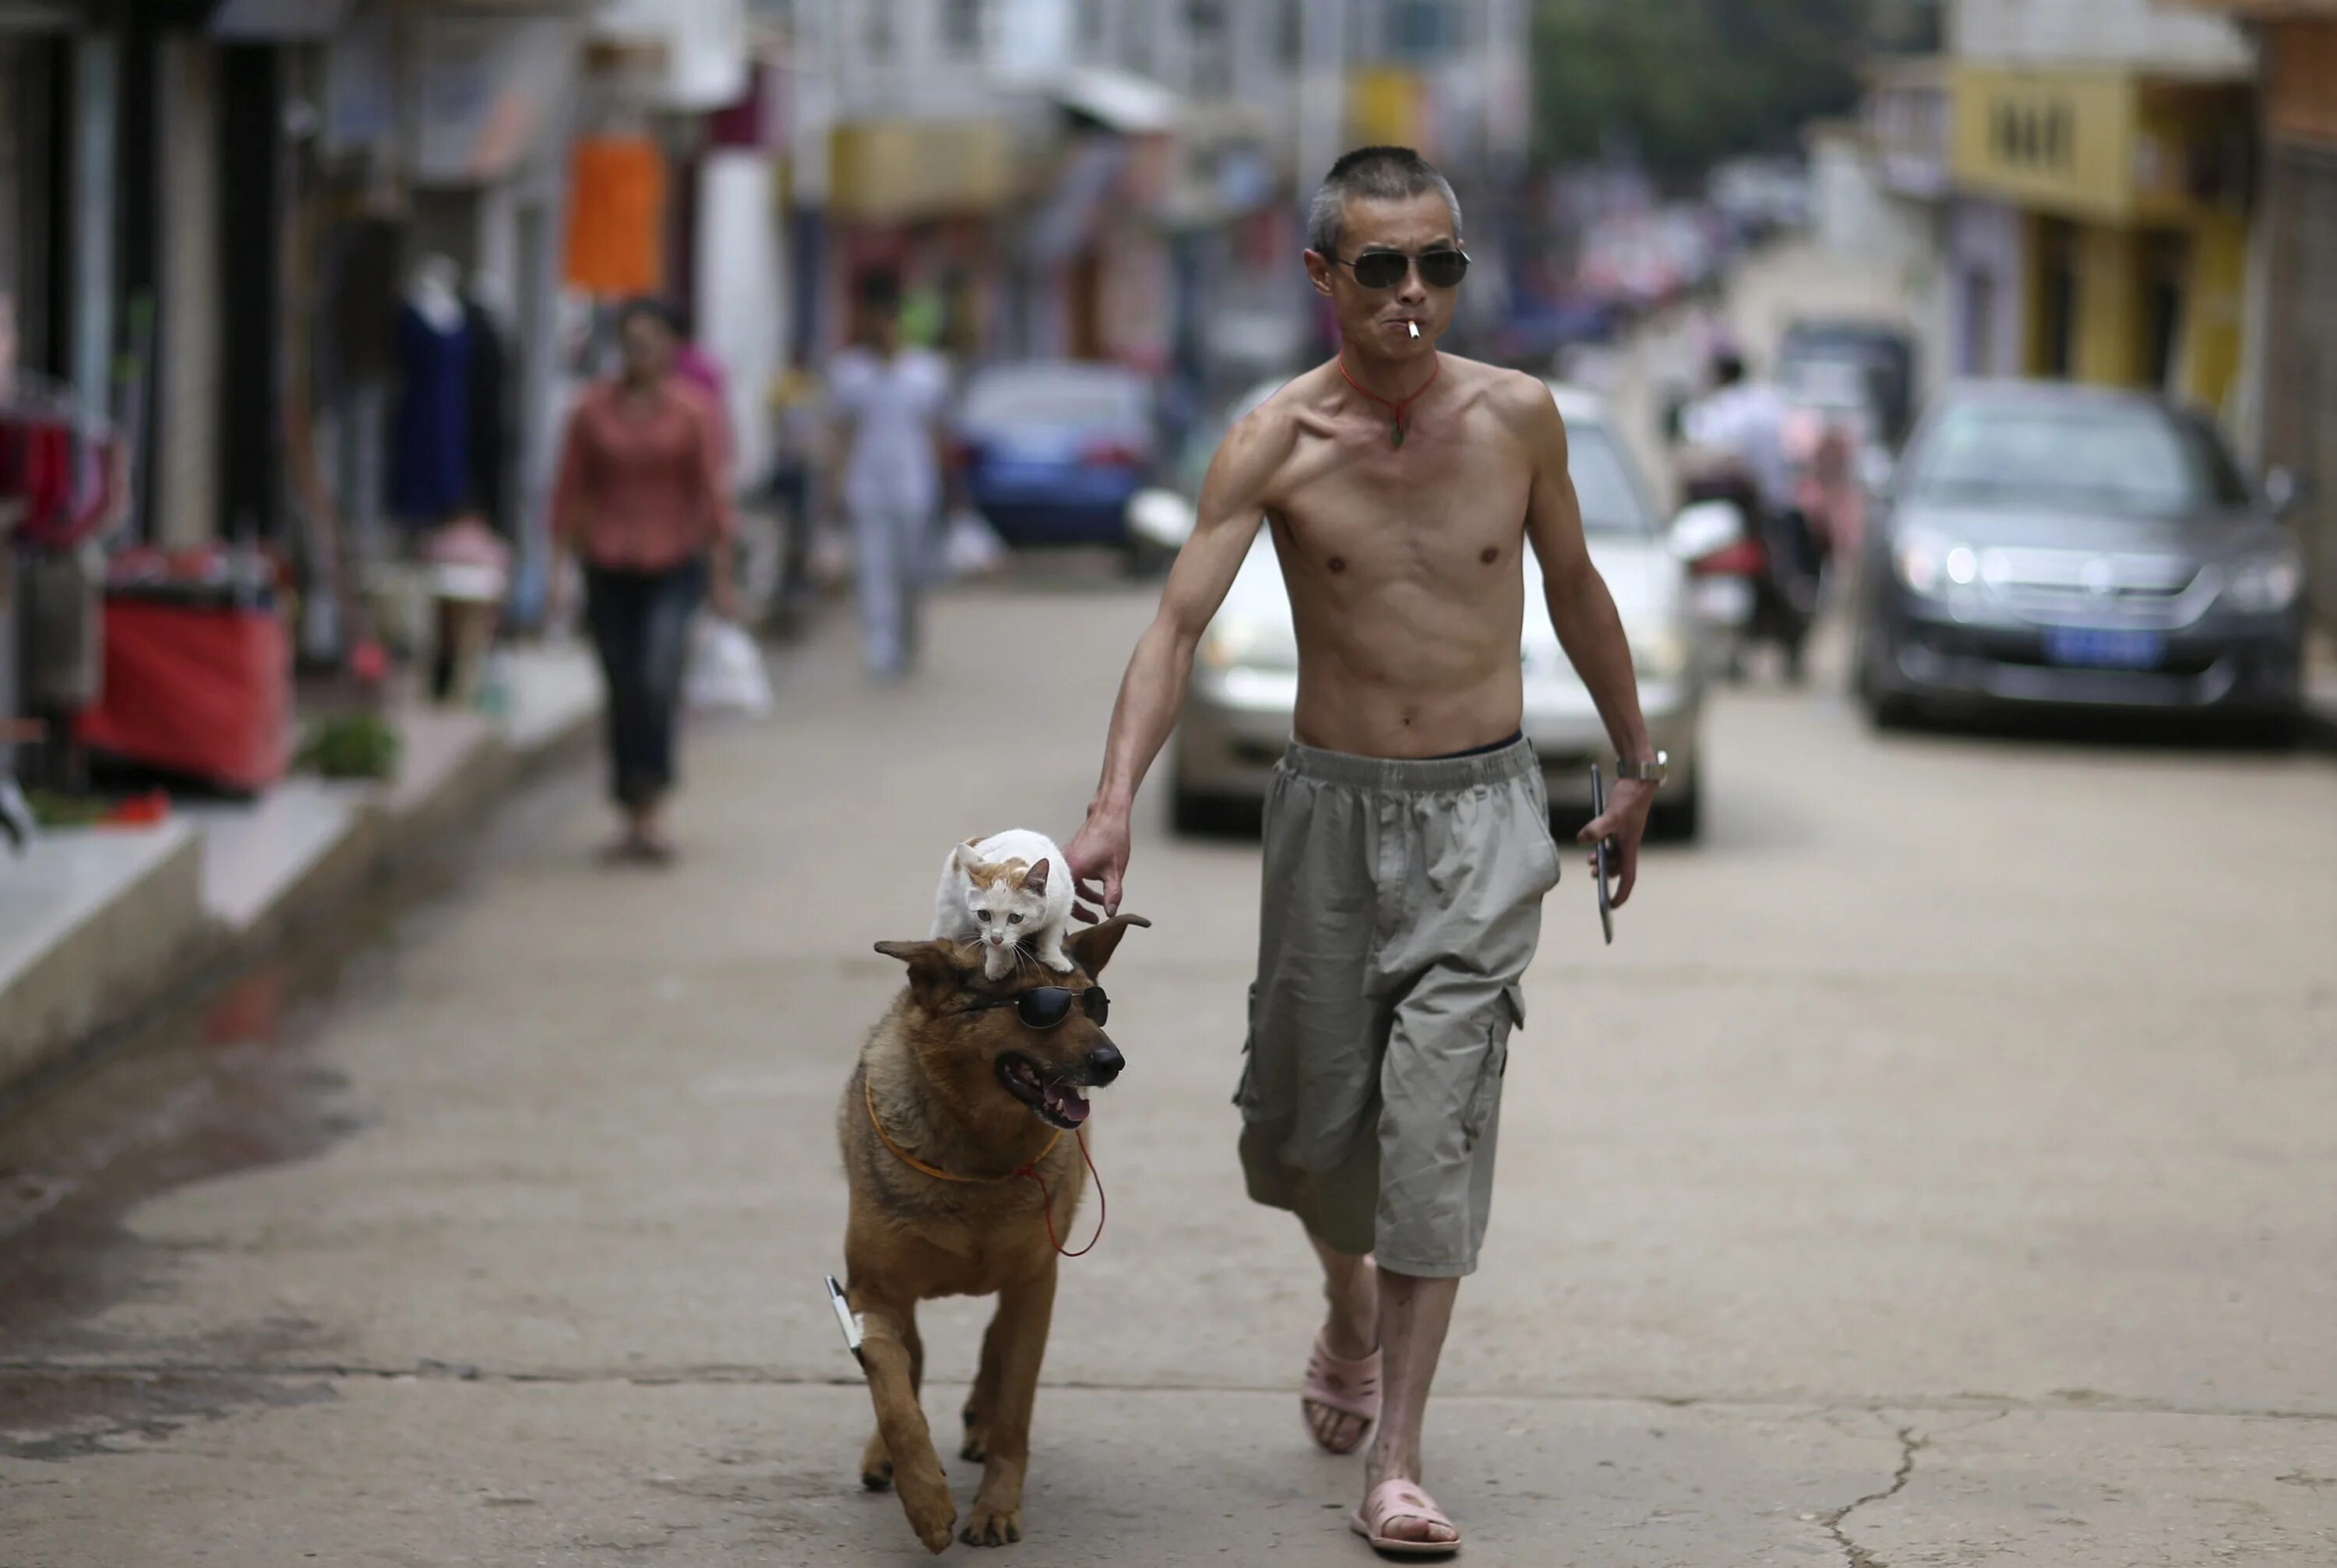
[953,842,988,874]
[1020,858,1051,897]
[1066,913,1151,978]
[876,939,971,1007]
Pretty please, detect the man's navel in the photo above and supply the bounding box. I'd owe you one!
[1327,555,1347,574]
[1480,547,1499,565]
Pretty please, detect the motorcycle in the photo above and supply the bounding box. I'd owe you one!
[1673,449,1818,682]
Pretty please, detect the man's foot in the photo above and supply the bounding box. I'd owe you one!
[1350,1478,1460,1557]
[1302,1253,1380,1453]
[1302,1328,1381,1455]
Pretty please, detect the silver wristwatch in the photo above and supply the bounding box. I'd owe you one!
[1613,750,1669,784]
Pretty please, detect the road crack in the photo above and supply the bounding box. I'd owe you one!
[1817,1425,1923,1568]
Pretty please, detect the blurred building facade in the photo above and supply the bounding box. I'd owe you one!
[766,0,1528,403]
[2180,0,2337,626]
[1859,0,2337,628]
[1,0,1533,756]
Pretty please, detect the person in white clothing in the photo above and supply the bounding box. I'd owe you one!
[1682,351,1795,520]
[828,270,951,678]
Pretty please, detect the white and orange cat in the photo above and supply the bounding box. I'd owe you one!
[931,829,1077,980]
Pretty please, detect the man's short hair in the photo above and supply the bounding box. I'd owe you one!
[1713,351,1747,387]
[1306,146,1462,260]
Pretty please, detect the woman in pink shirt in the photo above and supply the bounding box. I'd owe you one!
[551,299,739,864]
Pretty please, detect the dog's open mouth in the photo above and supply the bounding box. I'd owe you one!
[996,1052,1091,1130]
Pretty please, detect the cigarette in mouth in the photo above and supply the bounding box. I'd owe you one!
[1408,321,1419,340]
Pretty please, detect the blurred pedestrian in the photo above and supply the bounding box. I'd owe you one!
[1684,352,1796,529]
[550,297,739,865]
[766,347,827,635]
[829,270,950,679]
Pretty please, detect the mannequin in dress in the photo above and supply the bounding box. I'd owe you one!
[389,255,472,525]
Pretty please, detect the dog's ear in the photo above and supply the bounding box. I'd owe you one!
[875,939,971,1007]
[1066,913,1150,979]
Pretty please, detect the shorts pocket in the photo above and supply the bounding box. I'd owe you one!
[1230,983,1259,1112]
[1521,777,1563,891]
[1460,993,1521,1149]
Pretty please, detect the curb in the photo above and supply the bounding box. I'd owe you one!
[0,683,602,1111]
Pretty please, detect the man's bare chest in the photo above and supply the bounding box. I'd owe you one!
[1269,449,1532,587]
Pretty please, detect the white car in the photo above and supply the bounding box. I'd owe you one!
[1165,382,1708,838]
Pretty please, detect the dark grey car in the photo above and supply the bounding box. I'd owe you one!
[1855,382,2307,728]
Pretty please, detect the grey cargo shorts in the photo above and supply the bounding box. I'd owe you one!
[1233,735,1562,1277]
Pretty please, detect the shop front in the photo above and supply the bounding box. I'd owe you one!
[824,117,1015,358]
[2255,18,2337,625]
[1948,63,2254,412]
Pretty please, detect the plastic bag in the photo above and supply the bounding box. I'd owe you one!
[686,618,772,716]
[942,508,1009,580]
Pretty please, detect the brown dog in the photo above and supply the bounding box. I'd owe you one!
[841,914,1147,1553]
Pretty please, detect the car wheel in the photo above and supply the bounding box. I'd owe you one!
[1856,633,1918,730]
[1649,770,1701,841]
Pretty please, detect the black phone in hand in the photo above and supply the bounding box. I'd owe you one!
[1590,764,1614,946]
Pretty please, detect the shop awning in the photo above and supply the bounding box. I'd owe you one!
[1049,66,1180,136]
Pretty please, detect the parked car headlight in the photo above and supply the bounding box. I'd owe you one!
[1199,620,1298,671]
[2222,546,2304,615]
[1892,528,1955,596]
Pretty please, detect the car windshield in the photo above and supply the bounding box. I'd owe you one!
[961,367,1147,428]
[1907,400,2250,516]
[1568,425,1655,536]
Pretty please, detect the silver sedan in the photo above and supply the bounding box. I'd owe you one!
[1164,382,1708,838]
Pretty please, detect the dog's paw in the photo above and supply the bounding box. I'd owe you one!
[898,1467,957,1555]
[861,1432,894,1491]
[905,1499,958,1555]
[959,1501,1021,1548]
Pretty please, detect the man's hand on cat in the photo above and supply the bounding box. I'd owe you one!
[1063,812,1129,924]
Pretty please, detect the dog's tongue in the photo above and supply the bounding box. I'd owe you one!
[1043,1082,1091,1126]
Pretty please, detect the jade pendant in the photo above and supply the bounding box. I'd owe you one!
[1391,419,1406,448]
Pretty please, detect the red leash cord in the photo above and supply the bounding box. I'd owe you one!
[865,1078,1107,1259]
[1020,1132,1106,1259]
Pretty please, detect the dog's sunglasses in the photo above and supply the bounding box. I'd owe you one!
[1331,246,1471,291]
[958,985,1110,1031]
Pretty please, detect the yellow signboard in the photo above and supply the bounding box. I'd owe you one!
[1949,65,2138,222]
[1347,67,1426,151]
[828,120,1015,223]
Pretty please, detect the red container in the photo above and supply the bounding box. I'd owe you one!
[78,598,292,794]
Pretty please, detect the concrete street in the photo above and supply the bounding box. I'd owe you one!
[4,558,2335,1564]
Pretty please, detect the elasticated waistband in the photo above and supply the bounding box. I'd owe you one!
[1279,734,1539,794]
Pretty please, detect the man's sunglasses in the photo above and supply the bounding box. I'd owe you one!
[959,986,1110,1031]
[1331,247,1471,291]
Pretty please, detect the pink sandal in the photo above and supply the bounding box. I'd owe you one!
[1300,1328,1381,1455]
[1350,1478,1461,1557]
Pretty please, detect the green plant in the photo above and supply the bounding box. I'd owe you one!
[296,712,402,780]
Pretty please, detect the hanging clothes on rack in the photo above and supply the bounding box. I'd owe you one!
[460,292,512,537]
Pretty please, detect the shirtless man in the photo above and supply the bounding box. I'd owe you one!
[1063,146,1662,1554]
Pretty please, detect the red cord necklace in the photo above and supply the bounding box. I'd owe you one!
[864,1078,1107,1258]
[1338,351,1439,448]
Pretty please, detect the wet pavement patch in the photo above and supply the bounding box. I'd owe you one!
[0,828,503,1455]
[0,1368,337,1461]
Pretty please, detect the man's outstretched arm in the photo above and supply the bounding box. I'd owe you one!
[1064,410,1289,919]
[1514,378,1658,905]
